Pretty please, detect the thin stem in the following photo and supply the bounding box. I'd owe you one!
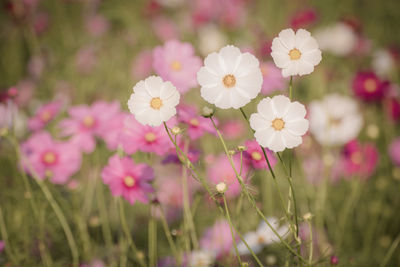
[0,205,19,265]
[96,182,114,260]
[157,205,180,264]
[223,195,244,267]
[148,210,157,267]
[307,220,313,264]
[379,233,400,267]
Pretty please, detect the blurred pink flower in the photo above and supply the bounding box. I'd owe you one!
[101,154,154,205]
[27,54,45,79]
[177,105,215,140]
[14,79,35,107]
[153,40,201,94]
[338,140,379,180]
[75,46,98,74]
[352,71,389,102]
[200,220,235,259]
[21,131,82,184]
[221,120,245,140]
[244,140,277,170]
[59,101,121,153]
[386,97,400,122]
[131,50,153,80]
[85,14,110,37]
[260,62,286,95]
[151,16,180,42]
[0,240,4,253]
[289,8,318,30]
[389,138,400,166]
[101,112,128,150]
[302,155,324,185]
[28,101,62,131]
[207,154,249,199]
[119,116,175,156]
[33,11,49,35]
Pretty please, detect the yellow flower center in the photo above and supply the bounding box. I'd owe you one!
[40,111,52,122]
[257,236,265,244]
[251,151,262,161]
[272,118,285,131]
[150,97,163,110]
[124,175,135,187]
[289,48,302,60]
[170,60,182,71]
[189,118,199,126]
[261,65,269,76]
[145,132,156,142]
[351,151,363,165]
[83,115,95,127]
[43,152,56,164]
[364,78,377,92]
[222,74,236,88]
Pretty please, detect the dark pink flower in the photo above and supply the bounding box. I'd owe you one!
[153,40,201,94]
[289,8,318,30]
[177,105,215,140]
[28,101,62,131]
[389,138,400,166]
[101,154,154,204]
[200,220,235,259]
[244,140,277,170]
[386,97,400,122]
[352,71,389,101]
[21,132,82,184]
[59,101,121,153]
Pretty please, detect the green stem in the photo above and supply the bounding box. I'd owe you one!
[379,233,400,267]
[223,195,244,267]
[157,206,180,264]
[0,205,19,265]
[148,212,157,267]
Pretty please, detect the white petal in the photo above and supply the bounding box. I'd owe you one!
[299,36,319,52]
[283,101,307,122]
[204,52,224,76]
[257,98,275,121]
[271,38,289,54]
[271,51,291,69]
[160,82,178,99]
[277,29,296,50]
[302,49,322,66]
[271,95,291,116]
[250,113,268,131]
[267,132,286,152]
[297,60,315,76]
[254,127,275,147]
[236,70,263,98]
[214,89,232,109]
[219,45,242,73]
[144,76,164,97]
[201,85,224,105]
[229,89,250,109]
[281,130,302,149]
[197,67,220,87]
[235,53,260,76]
[285,119,309,136]
[295,29,311,48]
[281,62,298,77]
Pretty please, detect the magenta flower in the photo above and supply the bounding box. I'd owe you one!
[101,154,154,204]
[119,116,174,156]
[177,105,215,140]
[352,71,389,101]
[244,140,277,170]
[207,154,249,199]
[389,138,400,166]
[21,132,82,184]
[153,40,201,94]
[28,101,62,131]
[289,8,318,30]
[59,101,121,153]
[339,140,379,179]
[386,97,400,122]
[260,62,287,95]
[200,220,235,259]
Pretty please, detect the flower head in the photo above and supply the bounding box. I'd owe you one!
[200,220,234,259]
[153,40,202,94]
[28,101,62,131]
[271,28,322,77]
[21,132,82,184]
[101,154,154,205]
[197,45,263,109]
[352,71,389,102]
[177,105,216,140]
[250,95,309,152]
[244,139,277,170]
[128,76,180,127]
[189,250,215,267]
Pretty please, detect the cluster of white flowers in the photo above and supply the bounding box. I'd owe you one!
[127,28,324,152]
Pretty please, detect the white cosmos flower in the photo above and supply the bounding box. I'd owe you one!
[250,95,309,152]
[309,94,363,146]
[127,76,180,127]
[197,45,263,109]
[372,49,395,76]
[237,217,289,255]
[189,250,215,267]
[198,24,227,57]
[271,28,322,77]
[314,23,357,56]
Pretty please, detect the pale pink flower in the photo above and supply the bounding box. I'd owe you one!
[177,105,215,140]
[151,16,180,42]
[21,132,82,184]
[244,140,277,170]
[59,101,121,153]
[0,240,4,253]
[221,120,245,140]
[33,11,49,35]
[389,138,400,166]
[260,62,286,95]
[131,50,153,80]
[207,154,249,199]
[101,154,154,204]
[75,46,98,74]
[28,101,62,131]
[14,79,35,107]
[27,54,45,79]
[85,14,109,37]
[153,40,201,94]
[100,112,129,150]
[119,116,175,156]
[200,220,235,259]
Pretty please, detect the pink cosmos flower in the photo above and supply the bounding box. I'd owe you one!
[177,105,215,140]
[207,154,249,199]
[153,40,201,94]
[260,62,286,95]
[14,79,35,107]
[289,8,318,30]
[352,71,389,102]
[28,101,62,131]
[338,140,379,180]
[221,120,245,140]
[151,16,180,42]
[21,132,82,184]
[119,116,175,156]
[386,97,400,122]
[101,154,154,205]
[100,112,128,150]
[59,101,121,153]
[28,54,45,79]
[200,220,235,259]
[131,50,153,80]
[75,46,98,74]
[244,140,277,170]
[0,240,4,253]
[85,14,110,37]
[33,11,49,35]
[389,138,400,166]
